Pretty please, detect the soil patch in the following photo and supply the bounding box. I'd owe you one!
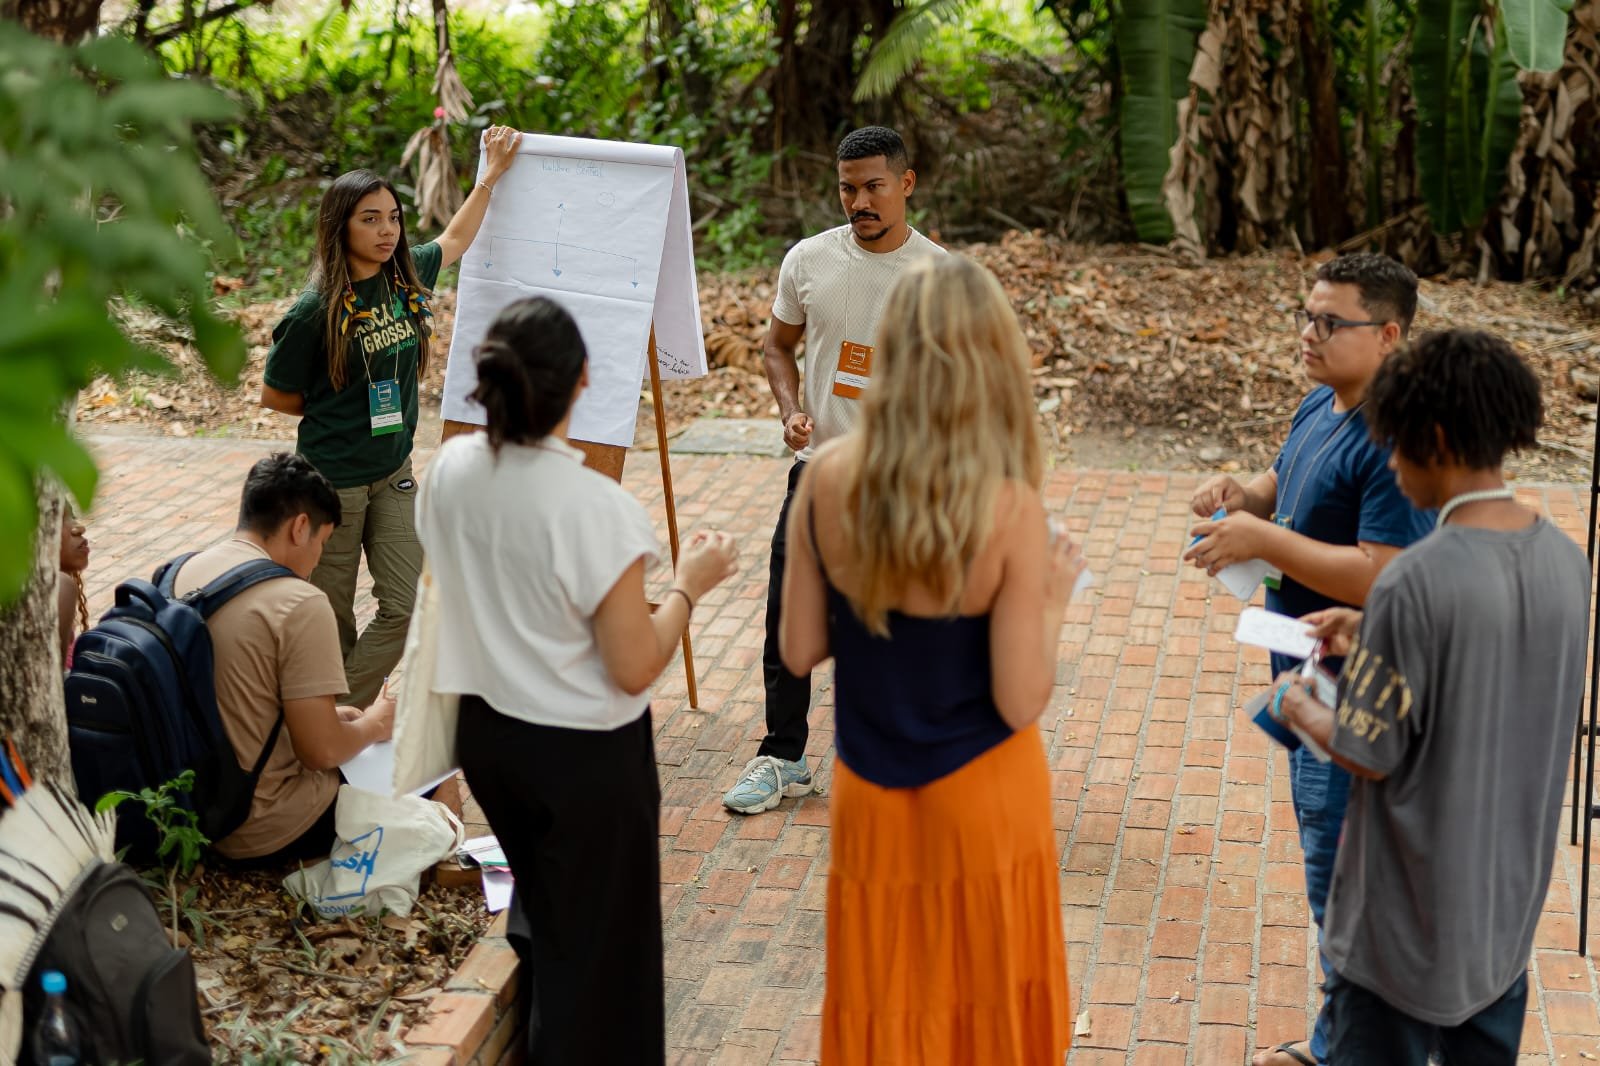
[85,235,1599,481]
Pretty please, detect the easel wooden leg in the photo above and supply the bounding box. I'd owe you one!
[648,327,699,710]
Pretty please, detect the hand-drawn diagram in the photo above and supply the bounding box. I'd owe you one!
[481,204,642,287]
[442,134,709,448]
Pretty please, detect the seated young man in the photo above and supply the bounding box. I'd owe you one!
[1274,329,1588,1066]
[172,452,394,864]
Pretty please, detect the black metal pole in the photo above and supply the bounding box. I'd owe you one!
[1576,420,1599,845]
[1578,393,1600,954]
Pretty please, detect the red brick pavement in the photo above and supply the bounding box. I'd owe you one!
[82,431,1600,1065]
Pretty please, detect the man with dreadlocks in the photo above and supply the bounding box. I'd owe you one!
[1275,329,1587,1066]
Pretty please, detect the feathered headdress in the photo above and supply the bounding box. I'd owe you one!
[0,740,116,1062]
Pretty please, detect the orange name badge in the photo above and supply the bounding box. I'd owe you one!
[832,341,874,399]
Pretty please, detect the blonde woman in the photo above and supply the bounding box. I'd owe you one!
[781,254,1081,1064]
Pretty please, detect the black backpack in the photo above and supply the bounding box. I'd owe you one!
[64,553,295,858]
[18,861,210,1065]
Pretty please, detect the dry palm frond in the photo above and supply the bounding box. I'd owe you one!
[401,123,463,232]
[1494,0,1599,282]
[1162,0,1304,256]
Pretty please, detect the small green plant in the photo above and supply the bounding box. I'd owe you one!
[96,770,216,944]
[96,768,209,873]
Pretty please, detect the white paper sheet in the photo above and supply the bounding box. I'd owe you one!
[441,133,708,447]
[481,867,514,913]
[340,741,454,798]
[458,835,507,868]
[1215,558,1272,601]
[1233,606,1318,659]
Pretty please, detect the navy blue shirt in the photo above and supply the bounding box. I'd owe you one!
[808,508,1011,788]
[1266,386,1434,671]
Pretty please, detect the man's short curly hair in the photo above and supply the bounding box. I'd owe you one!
[1316,253,1419,337]
[836,126,909,173]
[1364,329,1542,470]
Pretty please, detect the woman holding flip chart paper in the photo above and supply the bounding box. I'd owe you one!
[259,125,521,710]
[419,296,739,1065]
[778,255,1083,1065]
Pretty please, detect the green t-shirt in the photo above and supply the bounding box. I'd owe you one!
[263,241,443,488]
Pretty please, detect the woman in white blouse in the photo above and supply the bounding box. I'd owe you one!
[419,297,737,1065]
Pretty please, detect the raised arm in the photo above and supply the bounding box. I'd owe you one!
[433,126,522,268]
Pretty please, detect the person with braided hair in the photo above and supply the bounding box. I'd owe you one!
[56,503,90,668]
[260,126,520,707]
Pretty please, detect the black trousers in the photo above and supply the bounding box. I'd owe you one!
[456,695,664,1066]
[1327,969,1527,1066]
[758,460,812,763]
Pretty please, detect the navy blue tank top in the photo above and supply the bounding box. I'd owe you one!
[809,504,1014,788]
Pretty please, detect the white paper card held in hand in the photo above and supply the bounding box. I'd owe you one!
[1215,559,1272,601]
[1233,606,1318,659]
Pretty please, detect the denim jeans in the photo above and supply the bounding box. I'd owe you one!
[1326,970,1527,1066]
[1291,742,1352,1062]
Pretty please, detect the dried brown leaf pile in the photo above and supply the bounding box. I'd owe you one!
[83,237,1598,480]
[168,865,488,1063]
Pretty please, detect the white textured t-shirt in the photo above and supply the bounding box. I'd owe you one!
[771,224,945,461]
[418,433,664,731]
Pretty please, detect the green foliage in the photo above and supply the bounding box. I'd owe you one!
[1502,0,1575,71]
[95,768,210,876]
[1411,0,1559,235]
[1115,0,1206,241]
[0,24,245,604]
[857,0,976,101]
[175,1,787,285]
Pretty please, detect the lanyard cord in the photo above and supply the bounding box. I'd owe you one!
[1436,487,1517,526]
[359,273,398,386]
[1277,402,1366,524]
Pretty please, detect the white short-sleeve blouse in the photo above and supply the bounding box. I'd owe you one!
[418,433,663,730]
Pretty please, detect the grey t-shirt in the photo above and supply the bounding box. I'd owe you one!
[1324,518,1589,1026]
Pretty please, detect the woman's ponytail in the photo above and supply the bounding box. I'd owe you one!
[468,297,587,454]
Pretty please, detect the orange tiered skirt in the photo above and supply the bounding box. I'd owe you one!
[822,724,1071,1066]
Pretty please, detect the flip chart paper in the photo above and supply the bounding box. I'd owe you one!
[441,133,708,447]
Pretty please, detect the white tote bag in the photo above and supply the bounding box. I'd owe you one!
[283,785,465,918]
[391,562,461,796]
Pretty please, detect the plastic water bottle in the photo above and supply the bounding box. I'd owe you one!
[30,971,81,1066]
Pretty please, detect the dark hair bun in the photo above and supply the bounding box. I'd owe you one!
[470,298,587,453]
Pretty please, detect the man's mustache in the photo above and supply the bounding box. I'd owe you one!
[850,211,880,222]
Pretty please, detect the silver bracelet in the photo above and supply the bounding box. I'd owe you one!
[476,180,492,196]
[665,587,694,614]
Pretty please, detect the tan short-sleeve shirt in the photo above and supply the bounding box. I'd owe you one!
[173,539,347,859]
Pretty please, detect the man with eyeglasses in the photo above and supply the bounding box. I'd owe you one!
[1183,253,1435,1066]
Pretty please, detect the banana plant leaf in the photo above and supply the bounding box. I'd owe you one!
[1500,0,1574,72]
[1116,0,1206,242]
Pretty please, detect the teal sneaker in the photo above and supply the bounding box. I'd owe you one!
[722,755,813,815]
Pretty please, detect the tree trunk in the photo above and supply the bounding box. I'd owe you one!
[0,487,70,787]
[1300,0,1350,247]
[0,0,102,41]
[769,0,899,157]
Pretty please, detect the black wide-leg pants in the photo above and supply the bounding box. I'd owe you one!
[456,695,663,1065]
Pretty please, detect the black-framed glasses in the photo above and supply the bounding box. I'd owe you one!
[1294,309,1388,342]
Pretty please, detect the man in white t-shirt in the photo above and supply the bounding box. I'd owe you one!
[724,126,946,815]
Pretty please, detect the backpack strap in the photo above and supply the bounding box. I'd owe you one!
[152,552,200,597]
[187,559,298,620]
[248,711,287,786]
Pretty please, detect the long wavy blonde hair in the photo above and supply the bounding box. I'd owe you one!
[841,254,1044,635]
